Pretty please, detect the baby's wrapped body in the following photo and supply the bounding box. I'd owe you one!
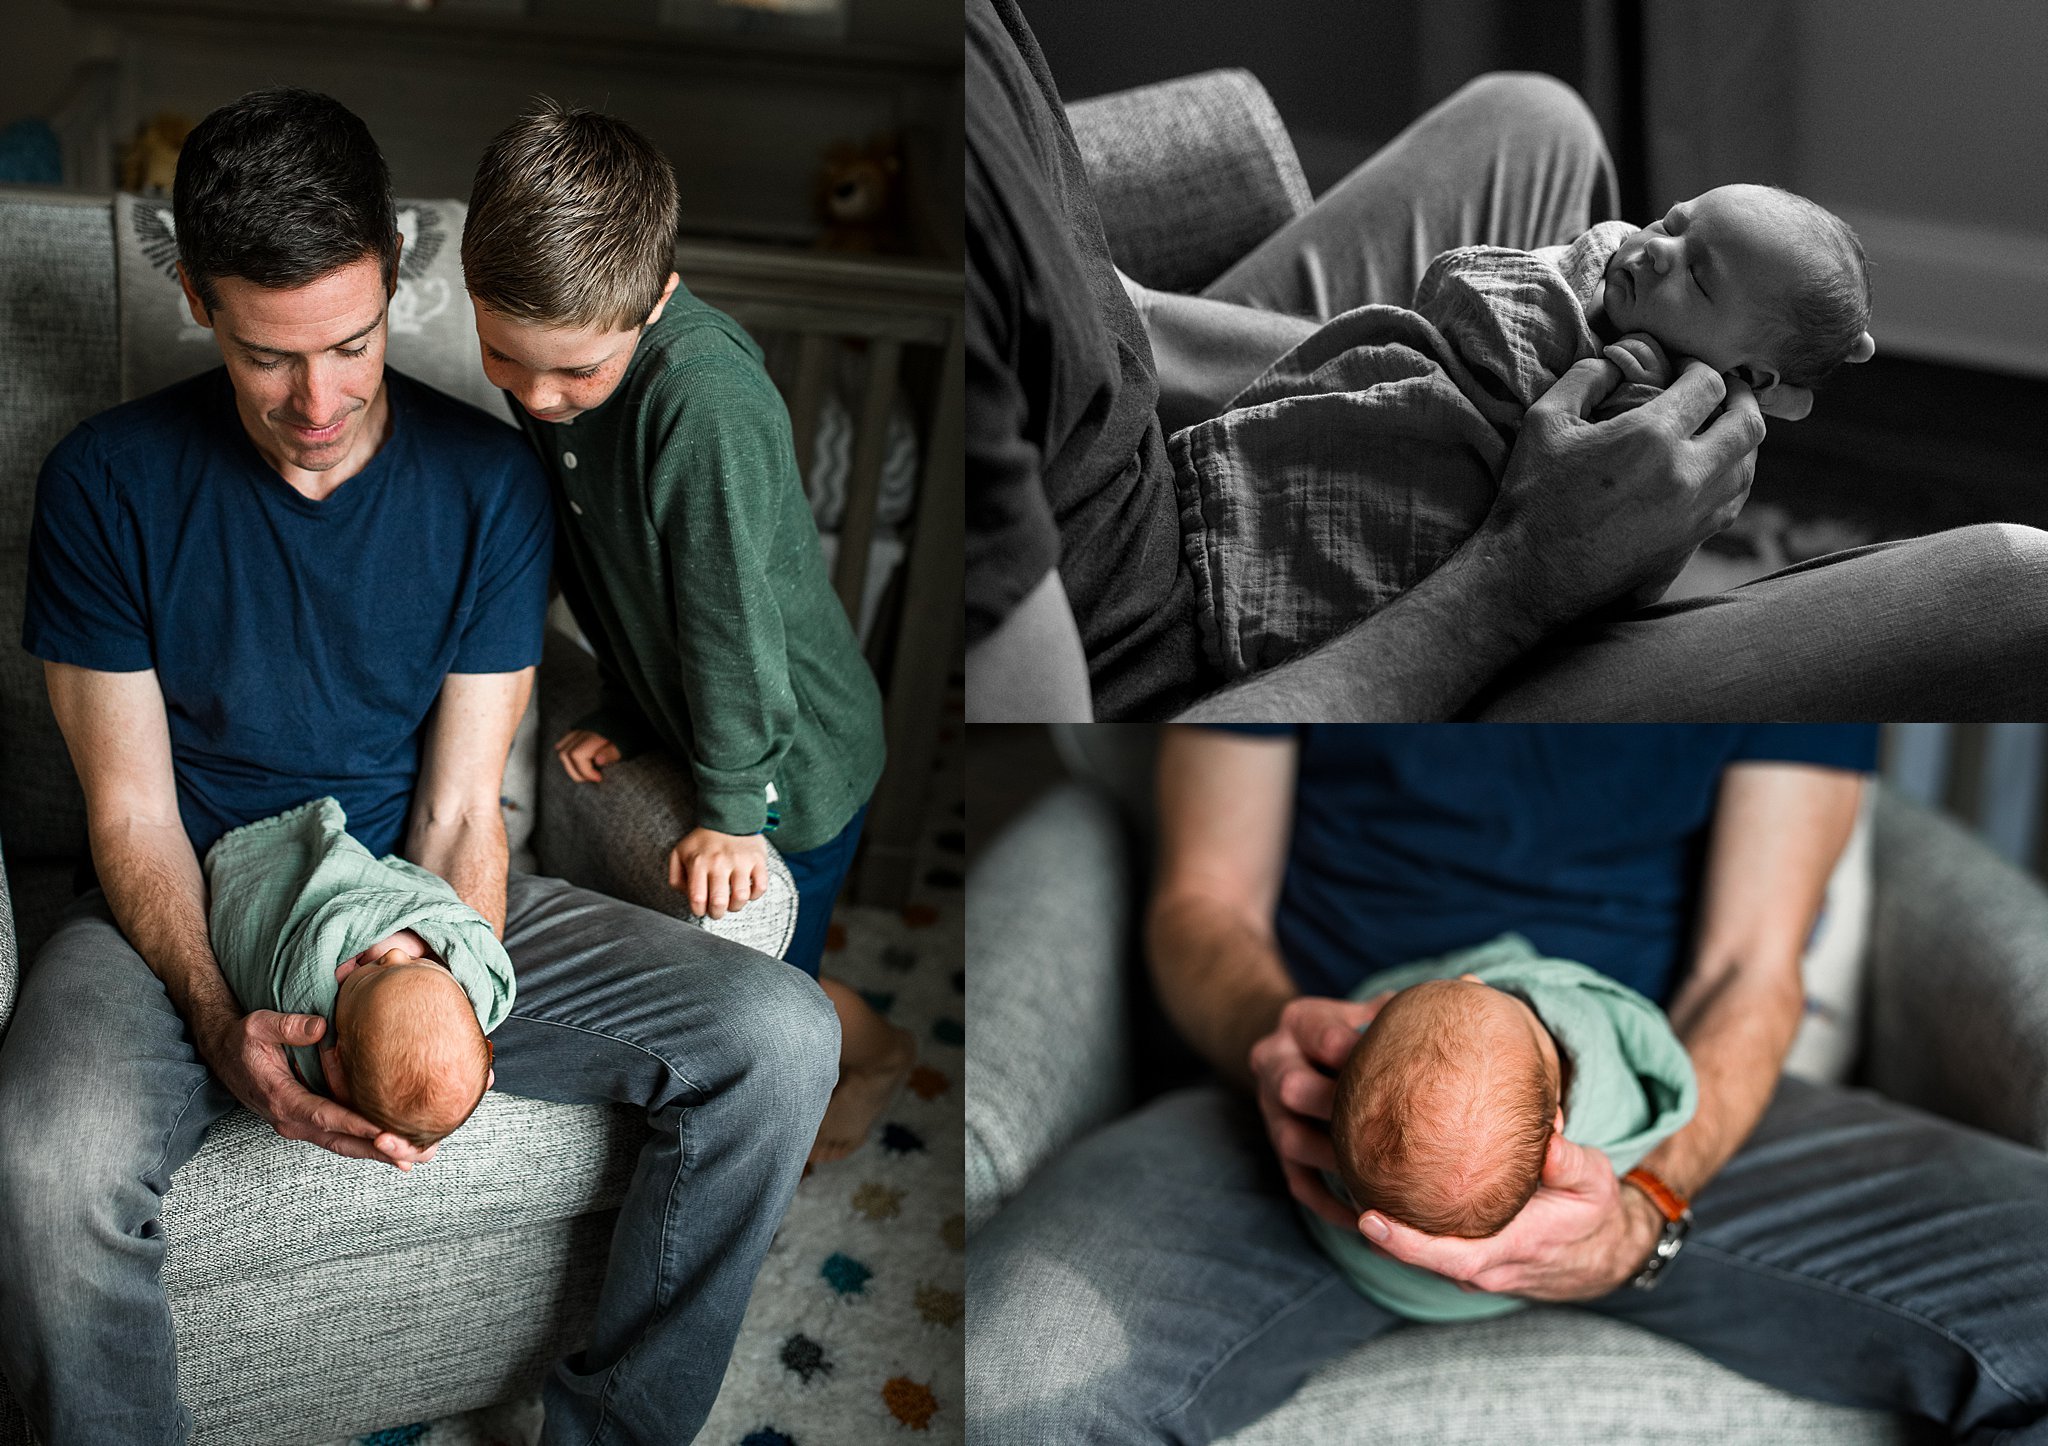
[1171,222,1659,677]
[1310,934,1696,1322]
[205,796,516,1145]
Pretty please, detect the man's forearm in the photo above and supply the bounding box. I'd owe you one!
[1146,890,1298,1090]
[1177,534,1555,722]
[407,809,509,937]
[1635,948,1805,1201]
[91,817,240,1040]
[1135,285,1319,435]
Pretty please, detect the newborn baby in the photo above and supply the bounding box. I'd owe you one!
[1307,934,1696,1322]
[205,797,516,1148]
[1172,183,1874,677]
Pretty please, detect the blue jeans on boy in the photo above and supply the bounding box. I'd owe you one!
[0,872,838,1446]
[780,802,869,979]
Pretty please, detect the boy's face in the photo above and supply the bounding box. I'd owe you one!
[469,272,680,425]
[1599,184,1804,387]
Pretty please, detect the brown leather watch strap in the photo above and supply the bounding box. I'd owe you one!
[1622,1166,1689,1223]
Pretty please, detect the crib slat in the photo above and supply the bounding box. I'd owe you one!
[832,338,902,624]
[788,332,834,490]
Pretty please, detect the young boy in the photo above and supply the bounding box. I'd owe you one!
[206,796,509,1147]
[459,101,914,1165]
[1169,183,1878,676]
[1311,933,1696,1322]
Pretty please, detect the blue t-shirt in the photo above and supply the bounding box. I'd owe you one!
[1207,725,1878,1006]
[23,367,553,860]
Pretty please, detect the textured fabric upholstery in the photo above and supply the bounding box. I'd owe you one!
[1864,788,2048,1150]
[1066,70,1311,294]
[0,836,15,1042]
[533,627,799,960]
[1215,1307,1931,1446]
[965,781,1132,1234]
[0,191,108,869]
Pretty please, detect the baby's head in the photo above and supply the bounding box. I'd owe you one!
[1600,183,1872,396]
[1331,976,1565,1238]
[323,944,493,1148]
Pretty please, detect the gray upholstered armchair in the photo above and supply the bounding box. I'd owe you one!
[967,725,2048,1444]
[0,187,799,1445]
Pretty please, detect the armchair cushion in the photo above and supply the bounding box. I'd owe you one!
[1066,69,1311,294]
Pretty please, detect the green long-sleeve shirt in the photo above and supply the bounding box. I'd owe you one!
[518,283,886,853]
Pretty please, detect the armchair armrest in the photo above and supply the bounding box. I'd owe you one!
[1862,787,2048,1150]
[1066,69,1311,294]
[966,781,1134,1235]
[0,835,15,1045]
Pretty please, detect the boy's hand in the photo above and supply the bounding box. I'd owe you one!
[554,728,620,783]
[669,826,771,920]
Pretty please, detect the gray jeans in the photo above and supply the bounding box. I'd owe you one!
[0,872,839,1446]
[967,1080,2048,1443]
[1165,72,2048,720]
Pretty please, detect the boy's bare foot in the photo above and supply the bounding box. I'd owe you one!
[809,976,918,1169]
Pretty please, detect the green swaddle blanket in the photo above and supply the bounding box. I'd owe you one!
[1308,933,1696,1322]
[204,797,516,1090]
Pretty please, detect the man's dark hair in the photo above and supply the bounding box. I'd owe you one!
[172,87,398,313]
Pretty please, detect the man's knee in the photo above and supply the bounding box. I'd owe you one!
[1948,521,2048,580]
[716,961,840,1118]
[1451,70,1605,155]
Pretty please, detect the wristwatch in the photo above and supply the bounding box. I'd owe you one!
[1622,1166,1693,1291]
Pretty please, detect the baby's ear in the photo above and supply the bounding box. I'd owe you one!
[1848,331,1876,363]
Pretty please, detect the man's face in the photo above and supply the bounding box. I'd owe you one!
[468,272,679,425]
[180,253,395,476]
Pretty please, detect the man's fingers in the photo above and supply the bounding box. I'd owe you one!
[1691,373,1767,470]
[1275,1065,1336,1122]
[1539,1132,1613,1194]
[1287,1161,1356,1228]
[1272,1115,1338,1175]
[1532,354,1625,421]
[1361,1211,1492,1281]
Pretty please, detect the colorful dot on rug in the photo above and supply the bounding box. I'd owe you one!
[741,1429,797,1446]
[859,988,896,1014]
[826,922,847,951]
[882,945,917,972]
[924,867,963,889]
[358,1428,429,1446]
[915,1285,964,1328]
[881,1123,925,1155]
[820,1252,872,1295]
[907,1066,950,1101]
[852,1182,904,1219]
[780,1333,834,1384]
[882,1378,940,1431]
[937,828,963,855]
[942,1215,965,1251]
[901,904,940,929]
[932,1017,963,1046]
[950,970,964,995]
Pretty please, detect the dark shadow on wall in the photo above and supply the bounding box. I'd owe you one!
[1022,0,1648,217]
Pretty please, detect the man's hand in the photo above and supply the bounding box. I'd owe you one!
[1247,993,1390,1227]
[196,1009,435,1170]
[554,728,620,784]
[669,826,770,920]
[1481,356,1765,630]
[1358,1132,1661,1300]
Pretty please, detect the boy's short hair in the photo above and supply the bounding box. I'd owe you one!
[173,88,397,314]
[1331,980,1557,1238]
[1762,186,1872,390]
[463,99,680,332]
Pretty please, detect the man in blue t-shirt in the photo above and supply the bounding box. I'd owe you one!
[0,90,835,1446]
[970,725,2048,1441]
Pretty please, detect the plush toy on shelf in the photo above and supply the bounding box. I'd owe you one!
[813,133,908,255]
[121,114,194,195]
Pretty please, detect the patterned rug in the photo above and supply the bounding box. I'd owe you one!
[316,709,966,1446]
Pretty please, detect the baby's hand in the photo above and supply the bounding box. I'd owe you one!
[339,928,431,979]
[1602,332,1673,389]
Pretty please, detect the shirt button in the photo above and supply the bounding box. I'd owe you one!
[569,499,584,516]
[563,451,578,469]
